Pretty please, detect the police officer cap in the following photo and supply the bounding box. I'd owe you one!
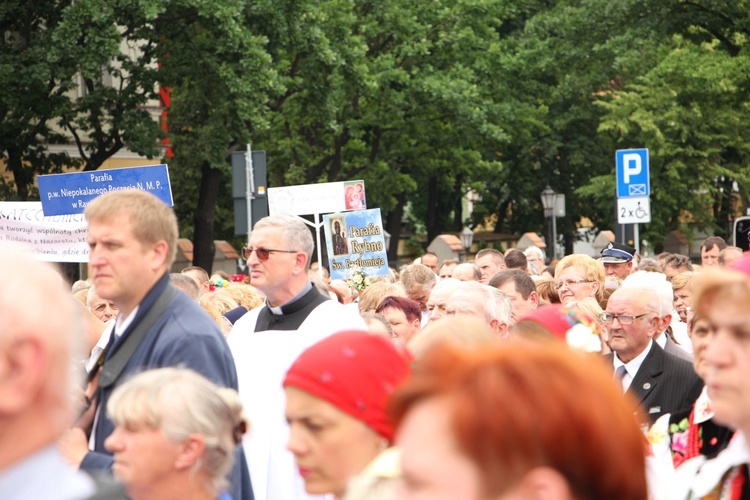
[600,241,636,264]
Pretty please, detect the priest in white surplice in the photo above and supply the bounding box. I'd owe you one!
[228,215,365,500]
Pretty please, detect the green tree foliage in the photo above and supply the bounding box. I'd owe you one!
[1,0,276,271]
[0,0,79,199]
[3,0,749,260]
[247,0,513,254]
[157,0,279,271]
[0,0,164,200]
[591,0,750,242]
[48,0,163,171]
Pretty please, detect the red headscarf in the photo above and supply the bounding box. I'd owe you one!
[283,330,411,441]
[518,304,602,352]
[519,304,597,338]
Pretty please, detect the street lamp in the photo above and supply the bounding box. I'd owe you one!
[383,230,391,250]
[460,226,474,262]
[540,186,557,261]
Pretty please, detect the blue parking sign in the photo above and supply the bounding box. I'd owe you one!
[616,149,650,198]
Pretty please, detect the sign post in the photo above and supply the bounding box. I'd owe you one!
[615,149,651,253]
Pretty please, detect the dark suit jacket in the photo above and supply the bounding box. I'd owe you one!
[80,275,254,500]
[608,342,703,424]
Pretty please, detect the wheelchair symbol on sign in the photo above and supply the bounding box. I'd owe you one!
[619,201,648,220]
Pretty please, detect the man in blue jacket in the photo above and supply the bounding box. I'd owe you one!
[60,189,253,500]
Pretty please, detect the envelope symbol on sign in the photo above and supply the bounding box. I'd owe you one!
[629,184,646,196]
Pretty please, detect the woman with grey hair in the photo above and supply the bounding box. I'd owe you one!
[104,367,247,500]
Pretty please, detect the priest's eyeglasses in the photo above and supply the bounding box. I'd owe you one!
[601,312,651,325]
[242,246,297,261]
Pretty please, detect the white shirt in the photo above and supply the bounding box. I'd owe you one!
[613,340,654,392]
[228,300,366,500]
[88,306,139,447]
[114,305,139,339]
[670,319,693,354]
[85,321,115,373]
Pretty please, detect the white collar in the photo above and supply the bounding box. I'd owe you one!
[614,339,653,379]
[115,305,139,338]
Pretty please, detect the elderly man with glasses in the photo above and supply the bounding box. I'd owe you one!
[228,214,365,500]
[604,286,702,424]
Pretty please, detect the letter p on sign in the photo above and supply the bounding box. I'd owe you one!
[616,148,649,198]
[622,153,642,183]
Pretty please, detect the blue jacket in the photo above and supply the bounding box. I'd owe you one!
[80,274,253,500]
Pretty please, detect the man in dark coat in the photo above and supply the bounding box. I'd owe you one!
[605,286,702,424]
[60,189,253,500]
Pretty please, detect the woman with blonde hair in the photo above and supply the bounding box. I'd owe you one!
[554,254,605,306]
[201,290,240,337]
[671,271,695,323]
[104,367,247,500]
[567,297,608,353]
[357,281,406,314]
[225,283,265,311]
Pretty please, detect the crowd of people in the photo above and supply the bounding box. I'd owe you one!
[2,188,749,500]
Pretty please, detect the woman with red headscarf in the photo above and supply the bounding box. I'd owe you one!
[283,330,410,499]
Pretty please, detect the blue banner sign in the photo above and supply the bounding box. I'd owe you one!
[323,208,389,280]
[37,164,173,216]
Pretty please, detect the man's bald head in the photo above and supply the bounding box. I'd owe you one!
[452,263,481,282]
[0,245,82,466]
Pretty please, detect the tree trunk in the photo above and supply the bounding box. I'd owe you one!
[7,146,30,200]
[192,160,221,273]
[425,176,439,245]
[385,192,406,268]
[452,175,464,231]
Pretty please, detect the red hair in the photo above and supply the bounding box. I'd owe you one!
[390,343,647,499]
[375,296,421,324]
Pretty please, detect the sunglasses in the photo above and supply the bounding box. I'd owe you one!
[241,246,297,261]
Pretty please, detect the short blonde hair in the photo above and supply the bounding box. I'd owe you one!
[202,290,239,315]
[400,264,436,291]
[225,284,265,311]
[358,282,406,313]
[73,287,89,305]
[693,269,750,317]
[555,254,605,303]
[107,367,245,494]
[566,297,604,334]
[408,316,496,359]
[671,271,695,292]
[85,189,178,268]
